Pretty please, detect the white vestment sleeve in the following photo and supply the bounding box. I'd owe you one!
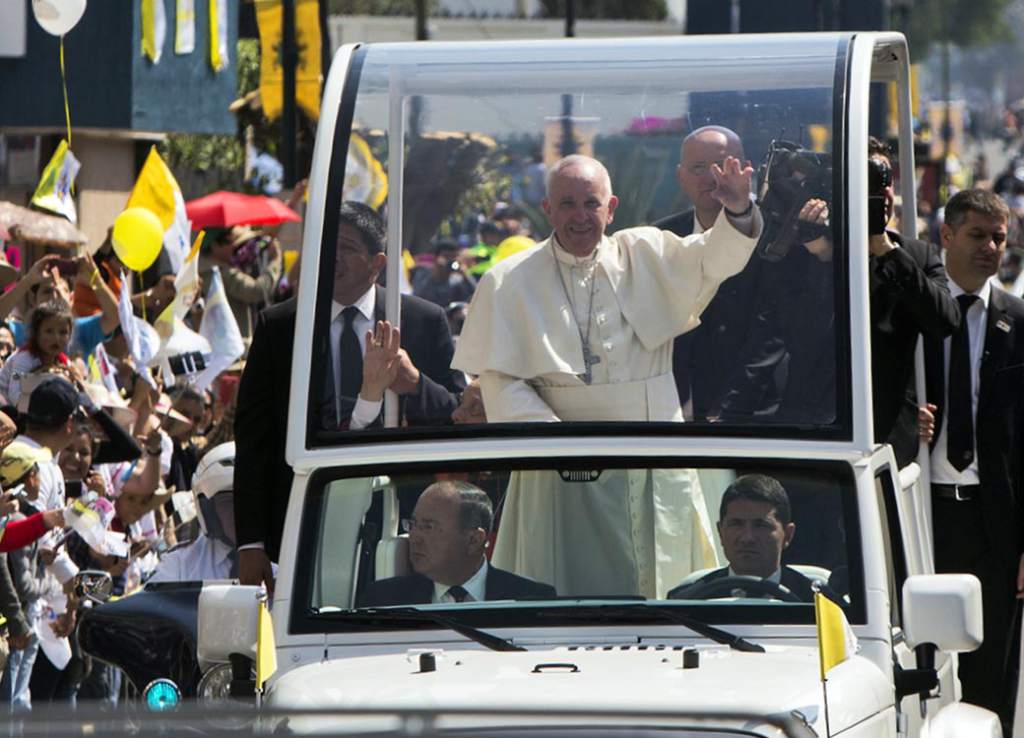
[479,372,561,422]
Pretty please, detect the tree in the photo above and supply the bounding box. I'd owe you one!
[327,0,438,14]
[899,0,1016,60]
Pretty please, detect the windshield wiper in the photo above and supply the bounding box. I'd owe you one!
[536,603,765,653]
[310,607,526,652]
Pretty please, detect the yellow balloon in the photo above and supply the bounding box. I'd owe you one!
[112,207,163,272]
[493,235,536,264]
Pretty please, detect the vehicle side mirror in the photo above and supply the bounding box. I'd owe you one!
[197,584,262,665]
[74,570,113,604]
[902,574,983,652]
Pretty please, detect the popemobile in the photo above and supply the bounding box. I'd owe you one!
[78,31,1004,737]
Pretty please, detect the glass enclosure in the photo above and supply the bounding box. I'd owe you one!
[307,35,850,446]
[291,459,862,634]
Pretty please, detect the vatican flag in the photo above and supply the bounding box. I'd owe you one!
[814,590,858,680]
[344,133,388,210]
[127,147,191,273]
[31,139,81,225]
[209,0,229,71]
[141,0,167,63]
[256,599,277,690]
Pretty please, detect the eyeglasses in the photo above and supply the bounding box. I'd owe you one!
[401,518,441,534]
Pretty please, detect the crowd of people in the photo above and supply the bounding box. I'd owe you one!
[0,209,296,709]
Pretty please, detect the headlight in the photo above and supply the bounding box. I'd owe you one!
[142,678,181,712]
[197,662,234,701]
[198,663,257,729]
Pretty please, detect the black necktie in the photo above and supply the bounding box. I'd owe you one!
[446,585,469,603]
[338,306,363,423]
[947,294,979,472]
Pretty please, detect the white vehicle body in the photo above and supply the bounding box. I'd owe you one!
[194,31,1002,737]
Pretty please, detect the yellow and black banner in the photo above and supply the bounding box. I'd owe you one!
[256,0,322,121]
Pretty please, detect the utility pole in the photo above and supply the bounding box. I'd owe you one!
[560,0,577,157]
[410,0,428,140]
[941,5,952,198]
[281,0,298,187]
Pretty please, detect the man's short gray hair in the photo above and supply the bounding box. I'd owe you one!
[544,155,612,197]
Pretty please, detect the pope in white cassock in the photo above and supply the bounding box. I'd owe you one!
[452,154,763,599]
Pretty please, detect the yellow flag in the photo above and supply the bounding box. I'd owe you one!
[256,600,277,689]
[814,591,854,680]
[295,0,322,121]
[256,0,322,121]
[256,0,283,120]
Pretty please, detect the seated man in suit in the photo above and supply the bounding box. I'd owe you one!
[359,481,556,606]
[668,474,820,602]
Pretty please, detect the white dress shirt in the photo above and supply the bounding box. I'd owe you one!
[930,279,990,485]
[150,534,279,583]
[432,559,488,603]
[329,286,382,430]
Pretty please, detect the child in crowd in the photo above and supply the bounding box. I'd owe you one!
[0,300,75,408]
[0,442,69,710]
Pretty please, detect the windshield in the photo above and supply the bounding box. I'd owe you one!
[304,35,849,448]
[291,460,862,633]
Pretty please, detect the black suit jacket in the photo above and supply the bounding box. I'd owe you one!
[653,209,782,420]
[925,285,1024,562]
[358,565,557,607]
[233,288,464,561]
[870,232,959,466]
[666,565,820,602]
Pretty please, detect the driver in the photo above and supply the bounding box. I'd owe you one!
[667,474,820,601]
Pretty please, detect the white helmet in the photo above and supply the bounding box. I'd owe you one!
[191,442,235,545]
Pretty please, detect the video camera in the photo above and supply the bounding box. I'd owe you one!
[867,157,892,235]
[754,140,833,262]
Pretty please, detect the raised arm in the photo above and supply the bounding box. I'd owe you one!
[77,254,121,335]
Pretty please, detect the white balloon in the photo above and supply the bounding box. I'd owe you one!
[32,0,87,37]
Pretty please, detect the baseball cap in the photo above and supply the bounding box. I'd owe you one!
[25,375,83,427]
[0,441,51,487]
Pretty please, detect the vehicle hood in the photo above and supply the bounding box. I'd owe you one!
[267,645,891,734]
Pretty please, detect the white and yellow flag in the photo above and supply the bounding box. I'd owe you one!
[209,0,229,71]
[194,266,245,392]
[141,0,167,63]
[174,0,195,54]
[814,591,858,680]
[127,146,191,273]
[31,139,81,224]
[344,133,388,209]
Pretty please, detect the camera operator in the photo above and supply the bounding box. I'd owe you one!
[863,137,959,466]
[768,137,958,462]
[412,239,477,309]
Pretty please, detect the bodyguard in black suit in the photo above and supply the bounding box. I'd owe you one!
[654,126,782,420]
[234,202,464,583]
[359,481,556,606]
[923,189,1024,731]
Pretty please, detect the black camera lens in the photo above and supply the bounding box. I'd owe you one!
[868,158,892,194]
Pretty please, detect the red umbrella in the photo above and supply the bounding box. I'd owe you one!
[185,191,301,229]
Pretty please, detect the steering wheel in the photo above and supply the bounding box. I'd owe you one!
[677,575,803,603]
